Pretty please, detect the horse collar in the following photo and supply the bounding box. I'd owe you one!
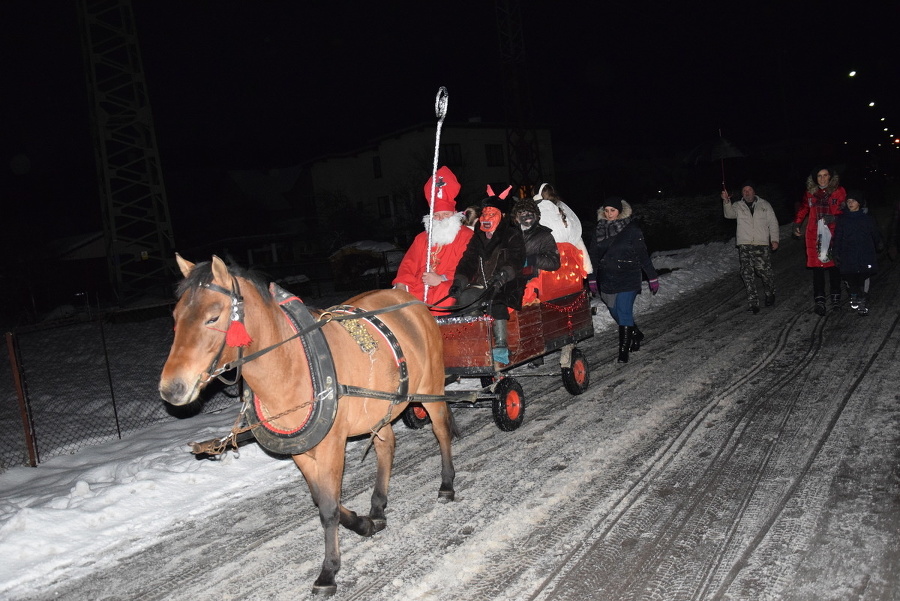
[240,284,339,455]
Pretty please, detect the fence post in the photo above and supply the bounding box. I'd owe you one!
[6,332,38,467]
[98,318,122,440]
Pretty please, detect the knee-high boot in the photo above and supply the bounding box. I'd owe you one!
[630,323,644,352]
[618,325,633,363]
[492,319,509,365]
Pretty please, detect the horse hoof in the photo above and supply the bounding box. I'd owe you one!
[438,489,455,502]
[358,517,385,537]
[311,583,337,596]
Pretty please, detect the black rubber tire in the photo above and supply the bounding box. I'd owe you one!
[561,347,590,395]
[492,377,525,431]
[401,404,431,429]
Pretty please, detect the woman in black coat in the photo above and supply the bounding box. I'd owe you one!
[833,190,882,316]
[588,197,659,363]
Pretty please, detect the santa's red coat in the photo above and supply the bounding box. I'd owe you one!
[393,227,474,310]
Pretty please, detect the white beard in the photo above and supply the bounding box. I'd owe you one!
[423,214,463,246]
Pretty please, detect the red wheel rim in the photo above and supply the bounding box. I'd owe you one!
[505,390,522,420]
[413,406,428,420]
[572,359,587,385]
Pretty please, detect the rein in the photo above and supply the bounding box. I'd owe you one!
[199,276,425,382]
[187,278,466,457]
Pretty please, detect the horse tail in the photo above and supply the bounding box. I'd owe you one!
[447,408,462,440]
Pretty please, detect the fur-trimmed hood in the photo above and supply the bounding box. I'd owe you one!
[806,170,841,195]
[596,199,633,221]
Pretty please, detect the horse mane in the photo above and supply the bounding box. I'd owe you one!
[175,260,273,303]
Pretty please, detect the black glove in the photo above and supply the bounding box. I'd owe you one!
[488,273,506,290]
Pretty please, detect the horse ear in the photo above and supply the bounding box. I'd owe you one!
[211,255,230,287]
[175,253,194,278]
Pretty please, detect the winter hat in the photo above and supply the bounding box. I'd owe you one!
[846,189,866,206]
[603,196,624,212]
[481,183,513,213]
[741,180,756,190]
[424,166,461,212]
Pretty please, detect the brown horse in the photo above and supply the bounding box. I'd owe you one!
[159,255,457,595]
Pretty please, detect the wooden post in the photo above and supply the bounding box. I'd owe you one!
[6,332,38,467]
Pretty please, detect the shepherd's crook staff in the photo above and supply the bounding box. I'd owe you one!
[423,86,449,303]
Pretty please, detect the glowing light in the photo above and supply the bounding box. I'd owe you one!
[869,102,876,107]
[849,70,857,77]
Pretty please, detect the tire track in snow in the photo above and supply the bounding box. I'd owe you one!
[529,261,900,600]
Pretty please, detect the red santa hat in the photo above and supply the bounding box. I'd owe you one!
[424,166,461,213]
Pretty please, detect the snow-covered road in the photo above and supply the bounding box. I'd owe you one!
[5,236,900,601]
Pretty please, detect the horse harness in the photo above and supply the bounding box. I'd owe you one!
[194,281,451,456]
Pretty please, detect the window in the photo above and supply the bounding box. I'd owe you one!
[440,143,463,166]
[377,195,392,219]
[485,144,505,167]
[372,156,382,179]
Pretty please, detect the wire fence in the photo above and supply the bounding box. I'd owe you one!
[0,304,239,473]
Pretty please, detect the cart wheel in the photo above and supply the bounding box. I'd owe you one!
[401,404,431,429]
[492,377,525,431]
[561,347,590,395]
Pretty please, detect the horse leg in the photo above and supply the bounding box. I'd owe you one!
[293,452,343,595]
[293,445,380,596]
[423,402,458,501]
[368,423,396,531]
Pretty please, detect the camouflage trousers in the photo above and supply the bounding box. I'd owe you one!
[738,244,775,306]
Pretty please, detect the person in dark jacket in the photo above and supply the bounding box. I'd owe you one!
[588,197,659,363]
[451,185,526,365]
[833,190,882,316]
[512,197,560,286]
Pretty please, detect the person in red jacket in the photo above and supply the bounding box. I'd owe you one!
[792,166,847,315]
[393,166,474,312]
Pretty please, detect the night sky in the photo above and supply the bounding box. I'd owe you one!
[1,1,895,243]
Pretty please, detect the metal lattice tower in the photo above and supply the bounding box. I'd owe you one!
[77,0,175,304]
[495,0,543,198]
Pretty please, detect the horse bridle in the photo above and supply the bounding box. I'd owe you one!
[197,276,248,387]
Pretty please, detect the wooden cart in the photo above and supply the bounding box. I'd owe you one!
[402,270,594,432]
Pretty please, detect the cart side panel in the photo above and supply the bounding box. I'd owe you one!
[540,291,594,352]
[440,318,492,370]
[508,304,544,364]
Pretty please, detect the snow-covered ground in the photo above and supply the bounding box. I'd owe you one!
[2,225,898,600]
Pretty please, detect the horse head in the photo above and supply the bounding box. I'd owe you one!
[159,254,255,406]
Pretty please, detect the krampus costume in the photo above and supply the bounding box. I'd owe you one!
[451,185,526,365]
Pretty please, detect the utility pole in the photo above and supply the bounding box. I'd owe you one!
[77,0,175,305]
[495,0,543,198]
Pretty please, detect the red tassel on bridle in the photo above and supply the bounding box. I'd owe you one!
[225,293,252,347]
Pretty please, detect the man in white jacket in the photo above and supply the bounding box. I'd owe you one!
[721,182,780,313]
